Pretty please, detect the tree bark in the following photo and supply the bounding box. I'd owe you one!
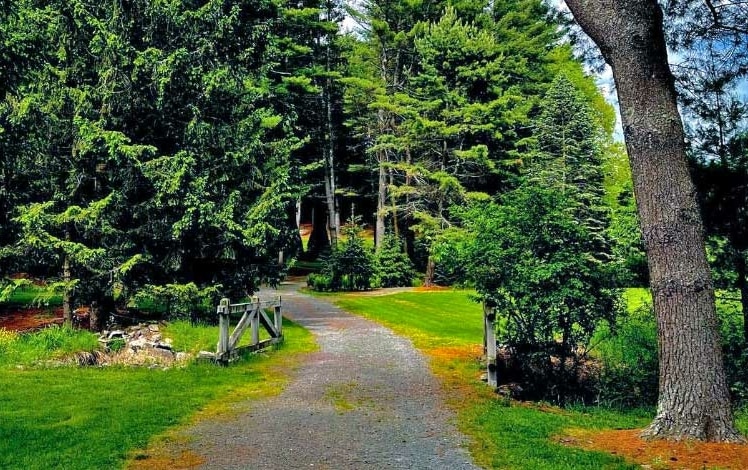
[565,0,743,442]
[62,253,72,326]
[322,5,339,249]
[306,200,330,259]
[423,256,436,287]
[375,148,387,251]
[89,300,102,332]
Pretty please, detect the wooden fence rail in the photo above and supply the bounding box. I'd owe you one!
[200,296,283,364]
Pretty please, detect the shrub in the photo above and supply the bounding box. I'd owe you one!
[593,294,748,409]
[308,221,375,291]
[306,273,333,291]
[374,235,416,288]
[130,283,220,323]
[595,303,659,408]
[463,186,621,405]
[494,346,601,405]
[717,295,748,404]
[108,338,127,353]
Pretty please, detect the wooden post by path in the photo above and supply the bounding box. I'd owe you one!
[274,296,283,338]
[251,296,260,345]
[218,298,230,361]
[484,302,498,387]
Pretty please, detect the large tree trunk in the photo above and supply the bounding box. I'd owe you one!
[565,0,743,442]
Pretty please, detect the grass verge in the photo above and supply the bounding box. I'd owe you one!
[0,319,315,470]
[332,289,747,469]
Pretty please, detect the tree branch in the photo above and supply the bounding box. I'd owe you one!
[702,0,748,34]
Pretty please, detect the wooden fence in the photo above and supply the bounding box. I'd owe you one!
[200,296,283,363]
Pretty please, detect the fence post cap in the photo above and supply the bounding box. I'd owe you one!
[220,298,230,306]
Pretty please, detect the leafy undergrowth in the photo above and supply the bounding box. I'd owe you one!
[0,319,315,470]
[333,290,748,469]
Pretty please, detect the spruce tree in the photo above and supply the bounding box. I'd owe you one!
[460,76,620,404]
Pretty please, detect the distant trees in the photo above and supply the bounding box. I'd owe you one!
[342,0,617,285]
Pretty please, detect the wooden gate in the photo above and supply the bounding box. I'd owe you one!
[201,296,283,363]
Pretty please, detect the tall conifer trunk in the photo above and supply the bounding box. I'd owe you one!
[62,253,72,326]
[62,229,72,326]
[375,149,387,251]
[566,0,743,442]
[323,0,339,248]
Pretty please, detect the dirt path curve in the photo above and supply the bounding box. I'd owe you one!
[175,280,479,469]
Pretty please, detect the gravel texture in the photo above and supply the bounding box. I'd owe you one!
[180,281,480,469]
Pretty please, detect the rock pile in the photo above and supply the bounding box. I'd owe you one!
[90,323,191,367]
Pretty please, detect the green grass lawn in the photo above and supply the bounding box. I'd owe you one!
[2,283,62,307]
[332,289,748,469]
[0,319,315,470]
[335,291,482,347]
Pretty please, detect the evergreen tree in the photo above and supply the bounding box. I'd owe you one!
[530,74,611,262]
[1,1,307,326]
[459,76,620,404]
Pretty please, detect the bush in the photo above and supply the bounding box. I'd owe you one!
[108,338,126,353]
[130,283,220,323]
[717,295,748,404]
[308,221,375,291]
[463,187,621,405]
[374,235,416,288]
[495,346,601,405]
[595,303,659,408]
[593,293,748,409]
[306,273,333,291]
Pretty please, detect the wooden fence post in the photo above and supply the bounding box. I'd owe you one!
[218,298,230,361]
[274,296,282,337]
[251,296,260,345]
[484,302,498,387]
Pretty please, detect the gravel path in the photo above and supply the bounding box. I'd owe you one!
[178,281,480,469]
